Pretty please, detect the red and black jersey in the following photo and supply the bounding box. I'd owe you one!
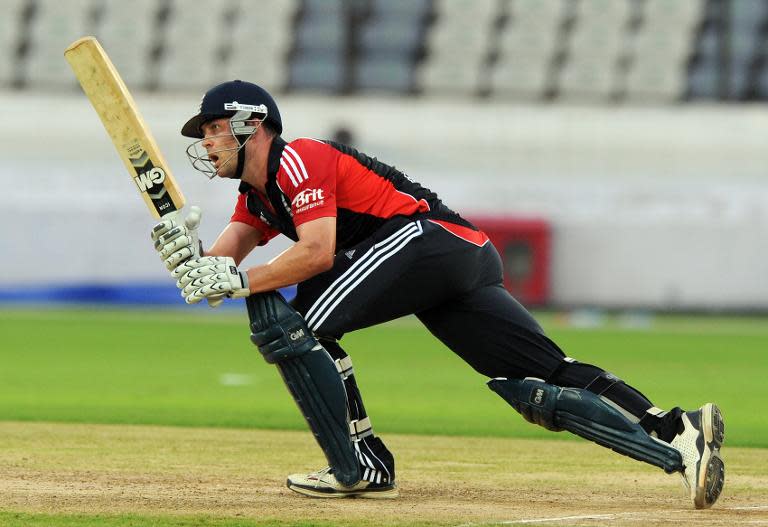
[231,137,487,250]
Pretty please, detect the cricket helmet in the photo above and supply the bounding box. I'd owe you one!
[181,80,282,138]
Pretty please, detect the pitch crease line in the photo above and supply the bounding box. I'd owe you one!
[455,512,640,527]
[456,507,768,527]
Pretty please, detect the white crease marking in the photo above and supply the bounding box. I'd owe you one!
[456,507,768,527]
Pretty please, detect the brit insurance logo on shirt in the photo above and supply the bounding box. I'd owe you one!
[292,188,325,214]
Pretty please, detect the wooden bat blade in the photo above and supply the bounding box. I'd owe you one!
[64,36,184,219]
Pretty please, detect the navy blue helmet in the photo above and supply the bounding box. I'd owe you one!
[181,80,282,138]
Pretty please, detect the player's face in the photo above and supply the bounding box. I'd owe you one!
[200,118,239,178]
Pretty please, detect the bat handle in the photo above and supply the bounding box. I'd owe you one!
[208,296,225,308]
[160,209,183,223]
[160,207,219,308]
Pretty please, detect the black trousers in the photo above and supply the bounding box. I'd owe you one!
[289,217,658,478]
[292,217,566,380]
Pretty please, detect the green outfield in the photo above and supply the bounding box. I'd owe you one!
[0,307,766,447]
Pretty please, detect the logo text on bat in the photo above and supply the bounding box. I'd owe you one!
[134,167,167,192]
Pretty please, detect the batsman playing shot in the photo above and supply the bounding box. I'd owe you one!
[151,80,725,508]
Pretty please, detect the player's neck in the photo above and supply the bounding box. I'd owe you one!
[241,135,272,192]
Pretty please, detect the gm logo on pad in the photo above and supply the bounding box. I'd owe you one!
[289,328,305,341]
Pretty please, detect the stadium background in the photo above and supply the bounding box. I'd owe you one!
[1,2,768,525]
[1,0,767,310]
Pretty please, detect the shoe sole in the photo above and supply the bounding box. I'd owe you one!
[286,480,399,499]
[694,403,725,509]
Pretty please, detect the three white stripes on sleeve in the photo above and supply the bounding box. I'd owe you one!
[280,145,310,187]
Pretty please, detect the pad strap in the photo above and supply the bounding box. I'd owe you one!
[349,417,374,442]
[546,356,577,384]
[335,356,354,380]
[584,371,622,396]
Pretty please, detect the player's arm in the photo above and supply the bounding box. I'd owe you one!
[242,216,336,294]
[173,218,335,304]
[205,221,265,266]
[152,213,264,269]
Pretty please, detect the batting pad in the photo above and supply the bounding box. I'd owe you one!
[247,292,361,487]
[489,377,684,473]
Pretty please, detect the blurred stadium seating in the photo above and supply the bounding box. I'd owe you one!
[418,0,498,96]
[623,0,703,101]
[0,0,27,89]
[0,0,766,100]
[1,0,767,310]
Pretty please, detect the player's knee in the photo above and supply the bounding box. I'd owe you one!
[248,291,318,364]
[316,337,354,379]
[489,377,562,431]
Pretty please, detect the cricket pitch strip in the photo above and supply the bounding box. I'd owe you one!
[1,422,766,527]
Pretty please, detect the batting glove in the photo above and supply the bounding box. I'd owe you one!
[151,206,203,271]
[173,256,250,304]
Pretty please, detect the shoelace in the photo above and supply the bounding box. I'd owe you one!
[309,466,333,482]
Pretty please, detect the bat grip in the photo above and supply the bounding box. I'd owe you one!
[208,296,225,308]
[160,209,183,223]
[160,208,219,308]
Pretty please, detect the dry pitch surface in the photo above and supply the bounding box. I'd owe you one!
[1,422,767,527]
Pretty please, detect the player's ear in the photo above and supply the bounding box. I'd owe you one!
[253,125,273,143]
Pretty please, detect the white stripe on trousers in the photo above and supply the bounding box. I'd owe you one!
[359,437,391,482]
[305,221,420,324]
[305,221,423,330]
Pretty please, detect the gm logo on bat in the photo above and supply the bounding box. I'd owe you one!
[134,167,166,192]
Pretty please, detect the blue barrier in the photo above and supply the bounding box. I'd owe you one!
[0,283,297,306]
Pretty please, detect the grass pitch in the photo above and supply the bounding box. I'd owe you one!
[0,307,766,446]
[1,307,767,526]
[1,422,767,527]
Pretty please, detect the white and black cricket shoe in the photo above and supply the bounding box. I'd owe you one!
[287,467,398,499]
[670,403,725,509]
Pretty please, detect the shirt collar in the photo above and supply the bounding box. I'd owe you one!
[238,136,287,194]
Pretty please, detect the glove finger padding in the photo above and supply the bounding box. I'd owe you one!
[153,225,186,248]
[174,258,223,284]
[152,206,203,271]
[180,264,224,284]
[151,218,178,242]
[158,233,195,259]
[176,256,249,304]
[172,259,195,280]
[184,281,234,303]
[183,279,247,304]
[172,254,213,280]
[163,247,195,270]
[185,284,229,304]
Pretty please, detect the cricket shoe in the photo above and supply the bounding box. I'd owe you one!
[286,467,398,499]
[670,403,725,509]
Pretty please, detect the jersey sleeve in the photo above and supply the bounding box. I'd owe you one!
[230,192,280,246]
[276,139,338,228]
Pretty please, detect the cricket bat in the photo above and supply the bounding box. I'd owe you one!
[65,36,223,306]
[64,36,185,220]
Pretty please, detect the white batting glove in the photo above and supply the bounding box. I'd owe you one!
[151,206,203,271]
[173,256,250,304]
